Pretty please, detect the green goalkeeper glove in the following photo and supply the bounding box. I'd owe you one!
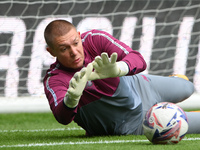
[89,52,129,81]
[64,63,93,108]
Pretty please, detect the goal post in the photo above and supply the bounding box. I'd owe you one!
[0,0,200,111]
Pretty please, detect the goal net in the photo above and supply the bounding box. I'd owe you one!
[0,0,200,98]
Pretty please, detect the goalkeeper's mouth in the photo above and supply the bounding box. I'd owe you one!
[74,58,81,64]
[73,58,84,68]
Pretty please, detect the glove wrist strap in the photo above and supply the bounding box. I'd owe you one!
[64,94,79,108]
[116,61,129,76]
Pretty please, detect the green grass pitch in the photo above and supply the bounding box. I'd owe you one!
[0,112,200,150]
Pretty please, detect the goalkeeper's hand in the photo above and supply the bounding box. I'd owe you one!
[64,63,93,108]
[89,52,129,81]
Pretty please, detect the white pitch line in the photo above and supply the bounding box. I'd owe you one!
[0,140,148,148]
[0,127,83,133]
[0,138,200,148]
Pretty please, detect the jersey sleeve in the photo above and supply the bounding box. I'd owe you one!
[82,30,147,75]
[43,71,77,125]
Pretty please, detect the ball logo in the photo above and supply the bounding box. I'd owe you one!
[149,116,154,123]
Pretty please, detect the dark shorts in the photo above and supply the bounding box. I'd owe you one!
[74,100,142,136]
[74,76,143,136]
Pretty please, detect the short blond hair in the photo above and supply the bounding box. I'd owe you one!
[44,20,76,48]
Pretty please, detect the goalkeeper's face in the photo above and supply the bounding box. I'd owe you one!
[47,28,84,69]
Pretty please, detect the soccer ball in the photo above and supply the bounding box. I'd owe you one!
[143,102,188,144]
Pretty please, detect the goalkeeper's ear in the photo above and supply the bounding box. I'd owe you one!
[46,46,56,57]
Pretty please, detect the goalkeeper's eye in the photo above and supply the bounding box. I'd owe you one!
[74,41,78,46]
[60,46,69,52]
[61,48,66,51]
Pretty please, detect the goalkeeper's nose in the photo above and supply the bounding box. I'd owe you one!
[70,46,79,57]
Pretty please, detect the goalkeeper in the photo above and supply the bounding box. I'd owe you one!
[43,20,200,135]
